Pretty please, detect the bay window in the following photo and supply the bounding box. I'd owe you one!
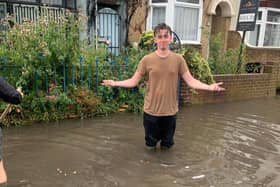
[152,6,166,28]
[147,0,202,44]
[247,8,280,48]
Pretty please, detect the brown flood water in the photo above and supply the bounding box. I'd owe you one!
[3,96,280,187]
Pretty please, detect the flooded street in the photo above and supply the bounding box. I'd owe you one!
[3,96,280,187]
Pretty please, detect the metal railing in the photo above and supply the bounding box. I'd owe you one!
[0,56,130,95]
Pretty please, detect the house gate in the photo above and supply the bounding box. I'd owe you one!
[97,7,121,55]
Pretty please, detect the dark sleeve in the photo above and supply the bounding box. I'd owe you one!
[0,77,22,104]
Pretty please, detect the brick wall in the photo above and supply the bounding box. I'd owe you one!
[246,48,280,85]
[246,47,280,64]
[180,63,279,105]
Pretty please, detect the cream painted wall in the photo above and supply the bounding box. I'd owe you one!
[207,0,240,31]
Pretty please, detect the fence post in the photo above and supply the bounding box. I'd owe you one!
[111,59,115,75]
[125,57,128,77]
[118,63,121,80]
[80,55,83,86]
[95,57,99,95]
[71,64,75,86]
[88,61,92,89]
[63,61,66,93]
[34,71,38,93]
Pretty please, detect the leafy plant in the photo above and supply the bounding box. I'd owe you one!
[183,48,214,84]
[139,30,154,50]
[208,33,246,74]
[67,87,101,118]
[0,12,82,93]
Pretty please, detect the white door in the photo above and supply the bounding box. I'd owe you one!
[98,7,121,54]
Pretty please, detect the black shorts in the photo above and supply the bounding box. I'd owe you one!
[143,112,176,148]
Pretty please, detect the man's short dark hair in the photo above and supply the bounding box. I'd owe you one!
[153,23,172,36]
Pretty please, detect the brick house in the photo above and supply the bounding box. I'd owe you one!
[244,0,280,68]
[79,0,279,104]
[127,0,279,61]
[2,0,278,67]
[126,0,280,85]
[1,1,279,83]
[124,0,280,103]
[1,0,278,104]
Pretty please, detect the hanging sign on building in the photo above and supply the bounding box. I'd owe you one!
[236,0,259,31]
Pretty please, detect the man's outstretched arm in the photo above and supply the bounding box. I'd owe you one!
[182,69,225,92]
[102,71,142,88]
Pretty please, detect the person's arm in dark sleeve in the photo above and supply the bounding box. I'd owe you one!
[0,77,22,104]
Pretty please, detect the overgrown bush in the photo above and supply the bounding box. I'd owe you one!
[0,12,83,93]
[0,14,216,126]
[183,48,215,84]
[208,33,246,74]
[139,31,154,50]
[96,47,147,114]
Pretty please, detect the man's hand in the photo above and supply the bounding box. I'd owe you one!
[101,80,116,87]
[209,82,225,92]
[17,87,24,97]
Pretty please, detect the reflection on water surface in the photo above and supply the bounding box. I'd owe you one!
[4,97,280,187]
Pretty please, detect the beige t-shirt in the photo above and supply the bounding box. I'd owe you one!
[137,51,188,116]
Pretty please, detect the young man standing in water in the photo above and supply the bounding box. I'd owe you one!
[102,23,225,150]
[0,77,23,186]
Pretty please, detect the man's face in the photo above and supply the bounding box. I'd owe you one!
[154,29,172,51]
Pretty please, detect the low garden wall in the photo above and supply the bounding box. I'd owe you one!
[180,62,279,105]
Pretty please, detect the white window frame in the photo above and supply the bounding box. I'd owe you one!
[246,7,280,48]
[41,0,63,6]
[146,1,168,30]
[0,2,7,20]
[146,0,203,44]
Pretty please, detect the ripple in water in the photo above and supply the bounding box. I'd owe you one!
[4,97,280,187]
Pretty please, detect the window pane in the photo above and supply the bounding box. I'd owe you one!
[257,11,262,20]
[20,0,37,2]
[248,24,260,46]
[152,7,166,28]
[176,0,199,4]
[174,6,199,41]
[41,0,63,6]
[264,24,280,47]
[0,4,6,19]
[152,0,168,3]
[66,0,75,9]
[267,11,280,22]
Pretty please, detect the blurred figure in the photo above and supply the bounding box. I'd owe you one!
[0,77,22,185]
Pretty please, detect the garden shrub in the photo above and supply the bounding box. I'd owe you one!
[208,33,246,74]
[0,14,218,126]
[139,31,154,50]
[183,48,215,85]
